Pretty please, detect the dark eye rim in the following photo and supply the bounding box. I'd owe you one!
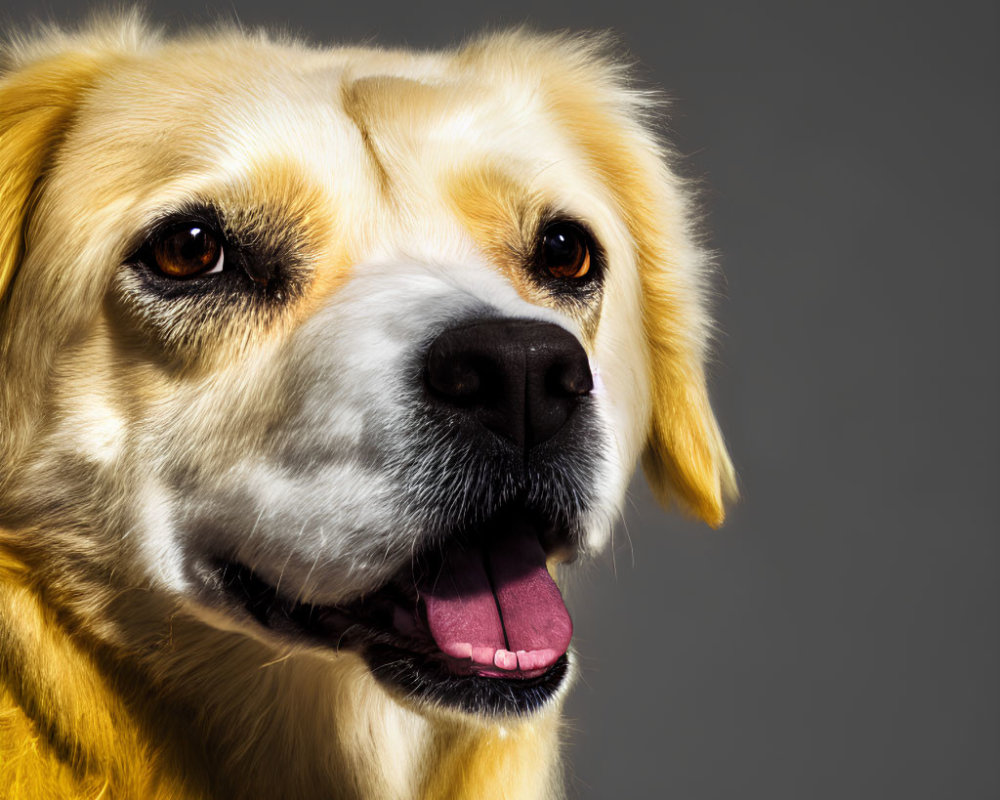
[532,217,605,288]
[118,204,309,327]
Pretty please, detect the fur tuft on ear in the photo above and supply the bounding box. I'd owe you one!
[0,53,106,304]
[0,20,149,473]
[630,151,738,526]
[0,12,150,306]
[634,161,738,528]
[641,330,738,528]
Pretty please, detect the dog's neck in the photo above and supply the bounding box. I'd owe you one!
[0,547,565,799]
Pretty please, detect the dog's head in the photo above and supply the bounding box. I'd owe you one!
[0,22,734,717]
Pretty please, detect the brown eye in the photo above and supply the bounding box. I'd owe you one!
[153,225,224,279]
[539,223,590,279]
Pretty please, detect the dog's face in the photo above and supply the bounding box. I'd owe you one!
[0,26,734,717]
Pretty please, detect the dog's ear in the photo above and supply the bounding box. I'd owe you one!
[640,282,738,528]
[0,50,113,304]
[631,149,738,528]
[625,138,737,528]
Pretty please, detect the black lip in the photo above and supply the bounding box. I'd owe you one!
[364,644,570,716]
[207,510,574,715]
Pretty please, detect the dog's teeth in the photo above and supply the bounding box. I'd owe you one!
[447,642,473,659]
[493,649,517,670]
[515,649,557,671]
[472,646,495,666]
[515,648,559,671]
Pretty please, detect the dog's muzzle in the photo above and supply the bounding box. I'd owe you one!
[200,314,602,714]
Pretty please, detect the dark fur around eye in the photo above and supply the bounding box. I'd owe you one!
[114,205,313,356]
[126,206,305,303]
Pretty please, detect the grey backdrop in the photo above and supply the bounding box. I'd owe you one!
[2,1,996,798]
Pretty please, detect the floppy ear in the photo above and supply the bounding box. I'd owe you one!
[0,50,111,304]
[640,280,737,528]
[621,140,736,528]
[627,147,737,527]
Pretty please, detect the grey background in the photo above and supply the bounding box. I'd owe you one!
[2,1,997,797]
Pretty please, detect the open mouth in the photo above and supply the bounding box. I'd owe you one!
[210,508,574,715]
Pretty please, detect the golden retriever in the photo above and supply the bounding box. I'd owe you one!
[0,15,735,799]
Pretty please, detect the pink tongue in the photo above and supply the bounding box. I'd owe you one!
[418,529,572,675]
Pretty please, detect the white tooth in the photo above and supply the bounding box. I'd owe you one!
[472,646,495,665]
[448,642,473,659]
[493,649,517,670]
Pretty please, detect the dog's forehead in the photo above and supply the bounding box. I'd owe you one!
[69,43,576,199]
[48,40,613,273]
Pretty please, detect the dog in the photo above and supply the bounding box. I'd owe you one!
[0,15,735,799]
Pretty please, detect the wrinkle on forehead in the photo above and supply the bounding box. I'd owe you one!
[337,73,511,197]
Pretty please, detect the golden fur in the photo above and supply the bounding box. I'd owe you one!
[0,14,735,799]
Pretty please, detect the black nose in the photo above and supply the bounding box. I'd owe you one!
[424,319,592,449]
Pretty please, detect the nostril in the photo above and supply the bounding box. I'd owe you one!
[547,356,593,399]
[426,353,484,403]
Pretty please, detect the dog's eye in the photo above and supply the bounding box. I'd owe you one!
[151,225,225,279]
[539,223,590,279]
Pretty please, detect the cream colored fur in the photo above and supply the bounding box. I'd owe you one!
[0,14,735,799]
